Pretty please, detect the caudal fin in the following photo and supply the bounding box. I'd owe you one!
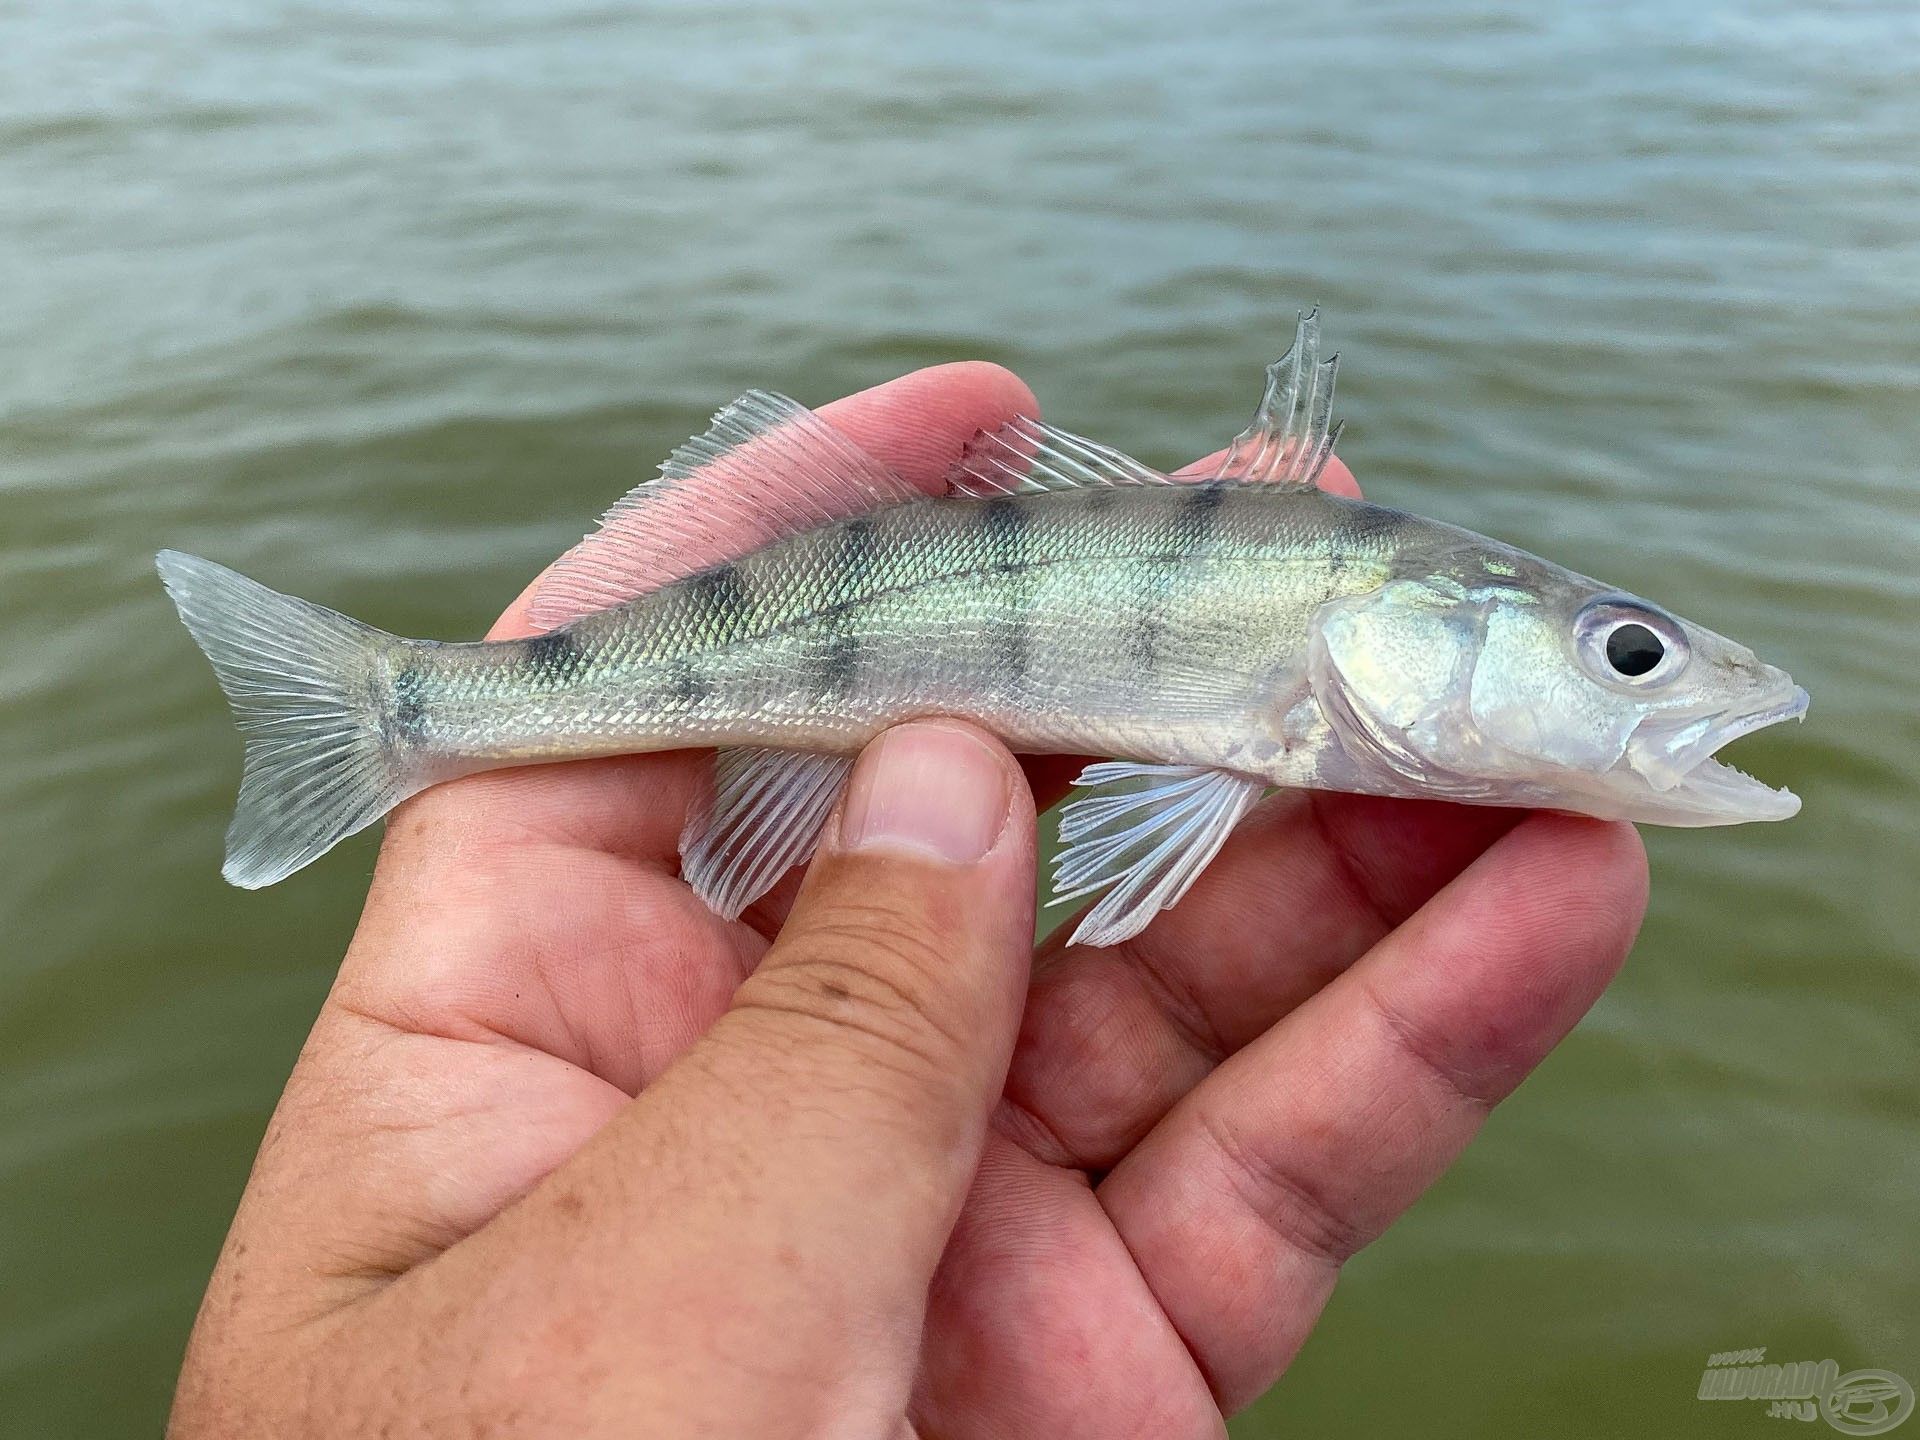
[156,551,414,888]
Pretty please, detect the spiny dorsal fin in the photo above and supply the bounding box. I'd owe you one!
[680,746,853,919]
[946,415,1172,497]
[1210,308,1344,488]
[527,392,923,631]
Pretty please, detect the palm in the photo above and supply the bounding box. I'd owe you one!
[331,752,767,1259]
[337,753,1635,1436]
[356,749,1200,1417]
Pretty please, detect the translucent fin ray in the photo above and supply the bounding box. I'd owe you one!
[156,551,416,888]
[527,392,924,631]
[1211,308,1345,488]
[680,747,854,919]
[1050,762,1265,948]
[949,310,1344,498]
[946,415,1171,497]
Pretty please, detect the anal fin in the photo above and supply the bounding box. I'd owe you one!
[1050,762,1265,948]
[680,746,854,920]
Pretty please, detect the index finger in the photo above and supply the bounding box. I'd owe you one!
[1097,813,1646,1410]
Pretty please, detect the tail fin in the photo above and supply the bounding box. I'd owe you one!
[156,551,415,888]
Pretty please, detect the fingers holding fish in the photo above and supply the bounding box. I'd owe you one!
[1094,813,1646,1410]
[914,1130,1226,1439]
[155,316,1807,1440]
[918,810,1640,1437]
[1175,445,1360,499]
[1003,793,1519,1172]
[812,359,1039,498]
[727,752,1087,943]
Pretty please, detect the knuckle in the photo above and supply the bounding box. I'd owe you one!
[1111,937,1228,1064]
[1010,958,1196,1168]
[1360,977,1512,1111]
[1196,1104,1373,1268]
[737,898,969,1075]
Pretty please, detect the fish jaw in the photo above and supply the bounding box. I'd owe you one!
[1606,681,1809,826]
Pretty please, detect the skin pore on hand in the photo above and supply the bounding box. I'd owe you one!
[168,366,1647,1440]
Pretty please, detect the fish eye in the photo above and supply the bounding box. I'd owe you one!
[1605,622,1664,677]
[1574,599,1688,688]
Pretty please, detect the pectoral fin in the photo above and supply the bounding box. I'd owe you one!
[1050,762,1266,948]
[680,746,854,920]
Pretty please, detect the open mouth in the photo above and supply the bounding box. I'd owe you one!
[1624,685,1809,824]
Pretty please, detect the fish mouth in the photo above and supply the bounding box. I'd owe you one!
[1620,684,1810,825]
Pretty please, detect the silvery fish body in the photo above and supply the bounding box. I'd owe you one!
[158,314,1807,946]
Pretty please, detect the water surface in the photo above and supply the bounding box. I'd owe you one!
[2,2,1915,1434]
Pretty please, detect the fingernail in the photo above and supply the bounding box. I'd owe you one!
[839,723,1011,864]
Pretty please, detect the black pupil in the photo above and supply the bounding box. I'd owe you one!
[1606,622,1665,677]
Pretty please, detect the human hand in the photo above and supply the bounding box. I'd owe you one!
[168,367,1648,1439]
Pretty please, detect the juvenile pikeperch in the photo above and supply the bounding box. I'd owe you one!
[158,313,1808,946]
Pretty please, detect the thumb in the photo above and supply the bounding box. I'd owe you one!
[699,719,1036,1276]
[339,721,1037,1435]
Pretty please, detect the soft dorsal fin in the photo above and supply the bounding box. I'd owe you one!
[527,392,924,631]
[1210,308,1343,488]
[947,309,1343,500]
[1049,761,1266,948]
[946,415,1172,497]
[680,746,853,920]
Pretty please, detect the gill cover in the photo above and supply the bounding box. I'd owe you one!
[1310,578,1491,794]
[1468,602,1645,773]
[1309,578,1642,795]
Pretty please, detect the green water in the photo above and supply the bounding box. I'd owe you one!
[3,2,1916,1434]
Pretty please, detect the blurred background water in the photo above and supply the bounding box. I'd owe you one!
[2,1,1916,1434]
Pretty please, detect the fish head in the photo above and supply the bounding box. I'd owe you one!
[1307,563,1807,825]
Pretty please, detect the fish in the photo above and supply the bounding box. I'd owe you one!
[157,311,1809,947]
